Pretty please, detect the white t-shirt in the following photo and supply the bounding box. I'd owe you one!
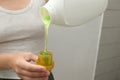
[0,0,45,79]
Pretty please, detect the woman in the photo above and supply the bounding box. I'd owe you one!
[0,0,54,80]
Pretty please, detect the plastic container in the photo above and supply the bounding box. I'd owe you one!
[40,0,108,26]
[36,50,54,71]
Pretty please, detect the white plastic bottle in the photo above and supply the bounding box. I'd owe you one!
[40,0,108,26]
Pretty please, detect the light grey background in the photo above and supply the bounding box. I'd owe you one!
[95,0,120,80]
[47,15,104,80]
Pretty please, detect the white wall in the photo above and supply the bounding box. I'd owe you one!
[47,15,104,80]
[95,0,120,80]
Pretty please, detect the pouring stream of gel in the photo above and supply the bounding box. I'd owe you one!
[40,8,51,55]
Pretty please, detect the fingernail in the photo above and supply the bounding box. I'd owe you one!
[40,66,46,71]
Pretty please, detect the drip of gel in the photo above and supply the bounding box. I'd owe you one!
[43,16,51,55]
[40,8,51,55]
[36,8,54,71]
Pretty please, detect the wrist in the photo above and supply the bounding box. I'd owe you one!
[7,54,15,69]
[0,53,14,70]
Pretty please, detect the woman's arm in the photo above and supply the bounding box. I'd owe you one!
[0,53,13,70]
[0,52,50,80]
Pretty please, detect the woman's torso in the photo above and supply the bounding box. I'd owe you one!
[0,0,45,79]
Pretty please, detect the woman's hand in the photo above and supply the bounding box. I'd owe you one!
[8,52,50,80]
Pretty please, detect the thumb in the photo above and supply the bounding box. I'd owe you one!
[24,53,38,62]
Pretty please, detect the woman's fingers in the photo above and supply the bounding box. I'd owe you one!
[18,59,46,72]
[9,52,50,79]
[17,68,50,78]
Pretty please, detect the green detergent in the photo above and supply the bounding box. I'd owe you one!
[36,8,54,71]
[42,16,51,55]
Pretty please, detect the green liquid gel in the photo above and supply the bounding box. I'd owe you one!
[42,16,51,55]
[37,8,54,71]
